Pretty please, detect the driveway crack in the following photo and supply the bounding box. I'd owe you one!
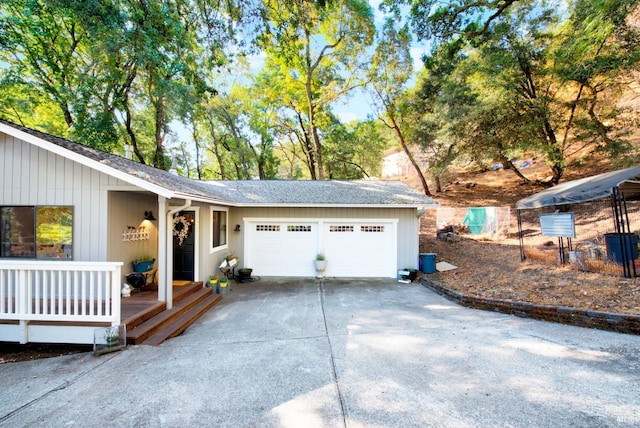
[318,279,348,428]
[0,352,120,424]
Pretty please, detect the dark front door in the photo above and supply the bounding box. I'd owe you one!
[173,211,195,281]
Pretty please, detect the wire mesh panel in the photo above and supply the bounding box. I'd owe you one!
[518,198,640,276]
[436,207,511,240]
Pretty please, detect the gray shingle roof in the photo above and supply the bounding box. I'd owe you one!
[1,119,437,207]
[208,180,437,206]
[1,119,221,202]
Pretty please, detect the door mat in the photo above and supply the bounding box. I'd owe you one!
[172,280,191,286]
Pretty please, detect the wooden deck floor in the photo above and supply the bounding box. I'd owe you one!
[121,282,200,320]
[121,283,161,320]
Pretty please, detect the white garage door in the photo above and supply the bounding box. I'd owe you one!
[245,219,397,278]
[323,222,396,277]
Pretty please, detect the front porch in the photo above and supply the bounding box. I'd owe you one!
[0,261,222,346]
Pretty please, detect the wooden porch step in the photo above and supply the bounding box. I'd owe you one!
[122,302,165,331]
[143,293,222,346]
[126,283,222,346]
[123,282,204,331]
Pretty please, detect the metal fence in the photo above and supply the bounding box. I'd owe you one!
[436,206,511,240]
[517,198,640,277]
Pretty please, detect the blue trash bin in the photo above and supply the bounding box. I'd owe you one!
[604,233,639,264]
[420,253,437,274]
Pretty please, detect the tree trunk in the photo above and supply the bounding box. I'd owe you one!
[305,75,324,180]
[205,113,226,178]
[389,115,431,196]
[294,110,316,180]
[191,124,203,180]
[123,100,146,164]
[153,96,167,169]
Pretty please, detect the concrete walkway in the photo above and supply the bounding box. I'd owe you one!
[1,279,639,427]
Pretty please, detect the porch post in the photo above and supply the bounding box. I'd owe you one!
[166,199,192,310]
[158,196,167,303]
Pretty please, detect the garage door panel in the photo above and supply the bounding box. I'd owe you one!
[324,223,396,277]
[247,222,317,276]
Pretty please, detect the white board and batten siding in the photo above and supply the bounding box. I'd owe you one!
[0,132,131,261]
[233,207,420,278]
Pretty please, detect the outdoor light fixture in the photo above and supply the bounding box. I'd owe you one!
[144,210,156,221]
[234,224,241,232]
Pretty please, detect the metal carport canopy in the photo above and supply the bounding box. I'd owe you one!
[516,165,640,209]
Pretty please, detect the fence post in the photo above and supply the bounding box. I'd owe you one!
[111,265,121,326]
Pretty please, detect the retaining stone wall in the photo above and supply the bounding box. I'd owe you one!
[420,278,640,335]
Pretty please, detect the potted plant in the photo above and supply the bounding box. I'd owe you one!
[132,253,155,272]
[406,268,418,281]
[218,275,229,288]
[209,275,219,293]
[314,253,327,277]
[237,268,252,282]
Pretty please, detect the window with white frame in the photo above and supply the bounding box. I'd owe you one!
[329,225,354,232]
[361,225,385,233]
[256,225,280,231]
[211,208,228,251]
[287,225,312,232]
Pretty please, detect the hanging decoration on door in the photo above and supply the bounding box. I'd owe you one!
[173,215,191,246]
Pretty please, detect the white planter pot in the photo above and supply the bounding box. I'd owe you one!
[314,259,327,277]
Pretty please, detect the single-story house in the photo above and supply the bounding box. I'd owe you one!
[381,146,429,178]
[0,119,437,344]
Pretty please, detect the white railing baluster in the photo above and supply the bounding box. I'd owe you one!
[1,270,5,314]
[0,273,3,314]
[11,270,16,314]
[111,267,120,323]
[65,270,71,316]
[34,270,40,315]
[48,270,52,314]
[88,271,94,316]
[73,270,79,316]
[18,269,27,316]
[0,271,8,314]
[10,270,15,314]
[45,270,50,315]
[6,271,12,313]
[98,271,104,316]
[104,272,110,317]
[56,271,66,314]
[80,271,85,316]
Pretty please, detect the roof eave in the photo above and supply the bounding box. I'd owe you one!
[171,192,236,206]
[1,122,175,199]
[229,203,439,208]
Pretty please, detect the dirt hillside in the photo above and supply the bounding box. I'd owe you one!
[407,157,640,316]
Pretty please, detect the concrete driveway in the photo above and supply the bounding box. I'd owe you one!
[1,279,639,427]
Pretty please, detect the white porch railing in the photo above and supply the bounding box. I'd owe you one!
[0,260,123,344]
